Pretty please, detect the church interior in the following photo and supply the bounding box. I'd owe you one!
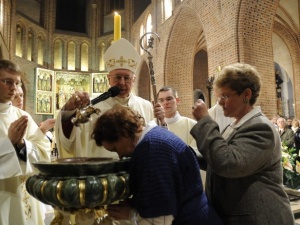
[0,0,299,124]
[1,0,300,224]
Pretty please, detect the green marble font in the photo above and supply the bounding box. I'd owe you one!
[26,158,130,211]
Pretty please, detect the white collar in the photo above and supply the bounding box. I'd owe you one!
[231,106,261,128]
[165,111,181,124]
[222,106,261,139]
[0,102,12,114]
[136,120,157,145]
[113,92,132,105]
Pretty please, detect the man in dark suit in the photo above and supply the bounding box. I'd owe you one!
[277,117,294,148]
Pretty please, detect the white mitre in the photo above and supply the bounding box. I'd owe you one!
[104,38,140,73]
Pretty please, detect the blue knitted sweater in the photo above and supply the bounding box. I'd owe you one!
[130,126,223,225]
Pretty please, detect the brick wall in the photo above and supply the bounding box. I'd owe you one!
[1,0,299,121]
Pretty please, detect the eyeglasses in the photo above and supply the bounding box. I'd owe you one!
[111,75,133,83]
[0,79,22,88]
[216,93,238,102]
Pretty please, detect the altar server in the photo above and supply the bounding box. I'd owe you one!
[0,59,51,225]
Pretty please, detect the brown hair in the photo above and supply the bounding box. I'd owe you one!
[214,63,261,105]
[157,86,178,98]
[91,104,145,146]
[0,59,22,75]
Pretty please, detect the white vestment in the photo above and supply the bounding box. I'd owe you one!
[165,112,197,149]
[208,102,233,132]
[0,103,51,225]
[55,94,154,158]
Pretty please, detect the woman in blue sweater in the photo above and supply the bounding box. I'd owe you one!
[92,104,222,225]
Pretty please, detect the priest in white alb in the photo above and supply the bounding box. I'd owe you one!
[55,38,154,159]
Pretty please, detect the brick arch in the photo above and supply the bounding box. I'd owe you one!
[273,21,300,118]
[164,6,204,117]
[237,1,278,62]
[136,59,151,101]
[237,0,279,117]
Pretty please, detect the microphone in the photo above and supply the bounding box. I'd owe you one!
[91,86,120,105]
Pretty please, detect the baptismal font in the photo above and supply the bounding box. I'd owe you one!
[26,157,130,225]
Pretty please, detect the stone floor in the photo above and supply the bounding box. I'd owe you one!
[44,205,300,225]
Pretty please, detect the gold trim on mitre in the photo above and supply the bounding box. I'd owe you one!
[104,38,140,73]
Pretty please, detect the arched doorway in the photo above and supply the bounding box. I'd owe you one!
[275,62,294,118]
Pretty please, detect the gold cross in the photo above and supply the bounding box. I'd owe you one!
[116,56,128,67]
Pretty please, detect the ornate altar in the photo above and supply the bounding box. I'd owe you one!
[35,68,109,116]
[26,157,131,225]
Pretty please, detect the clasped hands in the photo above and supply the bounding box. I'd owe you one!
[8,115,28,148]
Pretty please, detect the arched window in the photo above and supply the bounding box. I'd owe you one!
[54,39,63,69]
[81,42,89,71]
[146,14,152,33]
[146,14,152,47]
[139,24,144,55]
[16,25,23,57]
[162,0,172,21]
[0,0,4,33]
[37,35,44,65]
[27,31,33,61]
[99,42,106,71]
[67,41,76,70]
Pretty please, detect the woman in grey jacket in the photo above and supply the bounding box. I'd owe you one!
[191,63,295,225]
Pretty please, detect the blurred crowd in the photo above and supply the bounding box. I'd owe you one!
[271,115,300,155]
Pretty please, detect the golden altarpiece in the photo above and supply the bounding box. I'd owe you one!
[35,68,109,116]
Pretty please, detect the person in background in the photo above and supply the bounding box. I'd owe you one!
[291,118,299,134]
[92,104,223,225]
[0,59,51,225]
[270,114,279,128]
[12,85,56,138]
[291,119,300,156]
[54,38,153,159]
[153,86,207,183]
[154,86,206,184]
[11,84,24,109]
[190,63,294,225]
[153,86,197,150]
[286,118,293,129]
[277,117,294,149]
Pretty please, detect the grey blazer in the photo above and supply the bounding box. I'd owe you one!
[190,109,295,225]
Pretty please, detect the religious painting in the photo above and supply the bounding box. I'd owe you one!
[55,72,91,111]
[35,91,54,114]
[35,68,55,115]
[36,68,54,92]
[91,73,109,100]
[92,73,109,94]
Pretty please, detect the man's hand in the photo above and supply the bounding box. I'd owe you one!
[63,91,90,111]
[8,115,28,146]
[153,102,167,125]
[39,118,56,134]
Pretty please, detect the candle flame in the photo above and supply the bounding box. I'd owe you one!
[114,12,119,16]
